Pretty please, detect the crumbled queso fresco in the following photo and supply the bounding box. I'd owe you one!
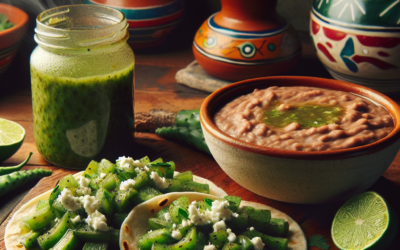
[57,189,81,211]
[181,219,192,227]
[204,244,216,250]
[118,156,140,170]
[79,195,99,214]
[79,176,90,187]
[120,179,136,191]
[118,156,133,169]
[170,199,266,250]
[171,229,182,240]
[164,212,172,222]
[150,171,169,190]
[251,237,265,250]
[86,210,109,231]
[57,179,109,232]
[79,195,108,231]
[227,232,237,242]
[213,220,226,232]
[79,177,92,195]
[189,199,232,225]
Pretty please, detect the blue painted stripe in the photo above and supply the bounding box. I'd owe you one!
[193,42,301,66]
[311,8,400,32]
[86,0,184,20]
[207,13,289,39]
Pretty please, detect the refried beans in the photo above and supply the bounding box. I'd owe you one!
[214,86,394,151]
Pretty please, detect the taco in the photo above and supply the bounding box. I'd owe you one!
[5,171,227,250]
[120,192,307,250]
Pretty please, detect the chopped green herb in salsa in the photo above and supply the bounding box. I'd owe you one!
[263,101,344,129]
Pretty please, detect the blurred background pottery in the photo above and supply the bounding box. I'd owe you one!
[200,76,400,204]
[0,3,28,76]
[84,0,185,49]
[192,0,302,82]
[310,0,400,94]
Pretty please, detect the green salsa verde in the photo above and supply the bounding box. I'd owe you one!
[263,100,344,129]
[31,65,134,169]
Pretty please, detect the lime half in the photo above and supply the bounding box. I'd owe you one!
[332,191,398,250]
[0,118,25,162]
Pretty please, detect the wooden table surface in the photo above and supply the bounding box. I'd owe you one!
[1,43,400,250]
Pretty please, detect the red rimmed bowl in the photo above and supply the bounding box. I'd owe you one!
[84,0,184,49]
[0,3,28,76]
[200,76,400,204]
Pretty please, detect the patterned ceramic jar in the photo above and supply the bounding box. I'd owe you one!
[193,0,302,82]
[84,0,184,49]
[310,0,400,93]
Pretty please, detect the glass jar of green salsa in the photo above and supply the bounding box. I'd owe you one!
[31,5,135,169]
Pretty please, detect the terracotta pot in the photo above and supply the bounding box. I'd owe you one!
[0,3,28,76]
[84,0,184,49]
[310,0,400,94]
[193,0,302,82]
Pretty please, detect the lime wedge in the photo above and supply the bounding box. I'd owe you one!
[0,118,25,162]
[332,191,398,250]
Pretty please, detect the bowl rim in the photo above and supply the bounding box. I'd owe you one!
[200,76,400,160]
[0,3,29,36]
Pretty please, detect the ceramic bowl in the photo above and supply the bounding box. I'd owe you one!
[310,0,400,94]
[200,76,400,204]
[84,0,184,49]
[0,3,28,76]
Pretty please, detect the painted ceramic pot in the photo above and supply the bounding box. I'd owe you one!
[310,0,400,93]
[0,3,28,76]
[84,0,184,49]
[193,0,302,82]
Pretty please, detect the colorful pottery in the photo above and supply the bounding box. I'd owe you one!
[0,3,28,76]
[84,0,184,49]
[310,0,400,93]
[193,0,302,82]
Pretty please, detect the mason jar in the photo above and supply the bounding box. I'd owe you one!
[31,5,135,169]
